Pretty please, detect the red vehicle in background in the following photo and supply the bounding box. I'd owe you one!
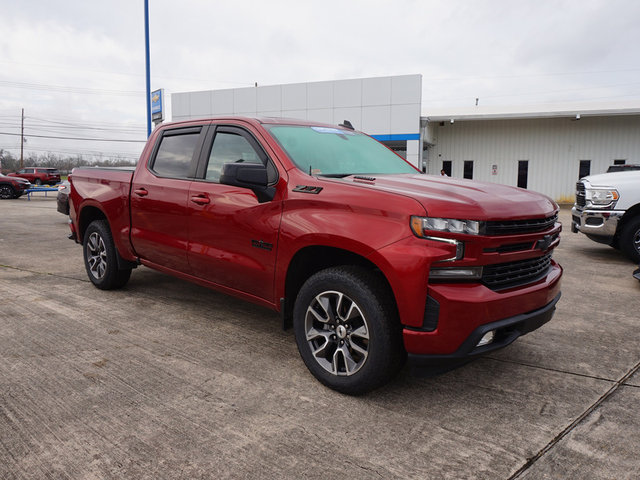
[68,117,562,394]
[9,167,61,185]
[0,173,31,199]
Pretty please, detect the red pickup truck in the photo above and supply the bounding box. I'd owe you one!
[68,117,562,394]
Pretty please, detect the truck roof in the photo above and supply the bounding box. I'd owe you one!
[159,116,354,130]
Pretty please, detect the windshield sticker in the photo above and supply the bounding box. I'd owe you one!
[311,127,356,135]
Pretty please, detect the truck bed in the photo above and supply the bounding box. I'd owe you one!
[70,166,136,261]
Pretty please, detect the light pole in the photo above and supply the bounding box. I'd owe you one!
[144,0,151,138]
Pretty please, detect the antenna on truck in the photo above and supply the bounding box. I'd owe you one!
[339,120,354,130]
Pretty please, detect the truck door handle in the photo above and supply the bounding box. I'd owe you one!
[134,188,148,197]
[190,194,210,205]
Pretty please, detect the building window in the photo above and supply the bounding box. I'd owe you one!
[442,160,452,176]
[579,160,591,179]
[517,160,529,189]
[463,160,473,179]
[613,159,626,165]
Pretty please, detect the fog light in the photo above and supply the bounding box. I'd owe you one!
[477,330,495,347]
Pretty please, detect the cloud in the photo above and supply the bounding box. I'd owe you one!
[0,0,639,161]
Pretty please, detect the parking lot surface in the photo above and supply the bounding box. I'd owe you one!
[1,196,639,479]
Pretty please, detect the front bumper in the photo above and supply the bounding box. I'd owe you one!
[14,182,31,195]
[408,292,561,374]
[571,206,623,243]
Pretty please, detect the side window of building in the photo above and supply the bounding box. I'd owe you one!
[578,160,591,179]
[205,129,277,184]
[463,160,474,179]
[517,160,529,189]
[151,129,201,178]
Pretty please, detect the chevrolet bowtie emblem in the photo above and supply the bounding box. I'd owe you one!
[536,234,553,251]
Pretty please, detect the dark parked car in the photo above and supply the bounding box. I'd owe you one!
[634,266,640,282]
[57,180,70,215]
[0,173,31,199]
[607,164,640,173]
[8,167,61,185]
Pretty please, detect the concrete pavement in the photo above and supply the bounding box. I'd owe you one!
[1,196,638,479]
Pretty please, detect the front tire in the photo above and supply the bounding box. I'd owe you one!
[0,185,15,199]
[83,220,132,290]
[34,179,42,186]
[293,266,404,395]
[620,216,640,263]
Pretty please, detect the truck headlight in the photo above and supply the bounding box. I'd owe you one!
[586,188,619,207]
[411,216,482,236]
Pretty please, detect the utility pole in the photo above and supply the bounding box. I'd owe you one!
[20,108,24,169]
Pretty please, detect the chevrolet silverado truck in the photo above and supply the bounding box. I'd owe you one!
[68,117,562,394]
[572,170,640,262]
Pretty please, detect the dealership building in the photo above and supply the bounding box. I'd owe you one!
[171,74,640,202]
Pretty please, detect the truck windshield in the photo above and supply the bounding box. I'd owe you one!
[266,125,418,176]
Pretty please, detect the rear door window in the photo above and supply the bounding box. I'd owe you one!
[151,127,203,178]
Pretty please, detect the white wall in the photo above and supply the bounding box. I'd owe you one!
[171,75,423,168]
[426,115,640,202]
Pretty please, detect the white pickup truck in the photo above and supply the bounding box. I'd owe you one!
[572,170,640,262]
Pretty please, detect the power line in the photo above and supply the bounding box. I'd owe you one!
[0,79,143,97]
[0,59,253,87]
[0,131,146,143]
[27,115,146,129]
[0,145,140,159]
[422,67,640,82]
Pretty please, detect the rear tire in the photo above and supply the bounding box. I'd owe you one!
[83,220,132,290]
[620,216,640,263]
[0,185,15,199]
[293,266,404,395]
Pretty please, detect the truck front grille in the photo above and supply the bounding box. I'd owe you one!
[484,214,557,236]
[482,254,552,291]
[576,182,586,207]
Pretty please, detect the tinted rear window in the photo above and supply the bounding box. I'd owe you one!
[151,130,201,178]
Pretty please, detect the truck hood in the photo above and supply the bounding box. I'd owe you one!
[582,170,640,187]
[333,174,557,220]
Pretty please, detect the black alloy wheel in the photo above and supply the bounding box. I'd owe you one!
[0,185,15,199]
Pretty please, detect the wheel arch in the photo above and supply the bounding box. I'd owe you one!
[77,205,108,244]
[617,203,640,235]
[282,245,399,328]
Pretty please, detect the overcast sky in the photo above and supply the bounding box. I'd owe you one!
[1,0,639,164]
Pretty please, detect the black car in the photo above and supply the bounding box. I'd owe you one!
[634,266,640,282]
[57,180,70,214]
